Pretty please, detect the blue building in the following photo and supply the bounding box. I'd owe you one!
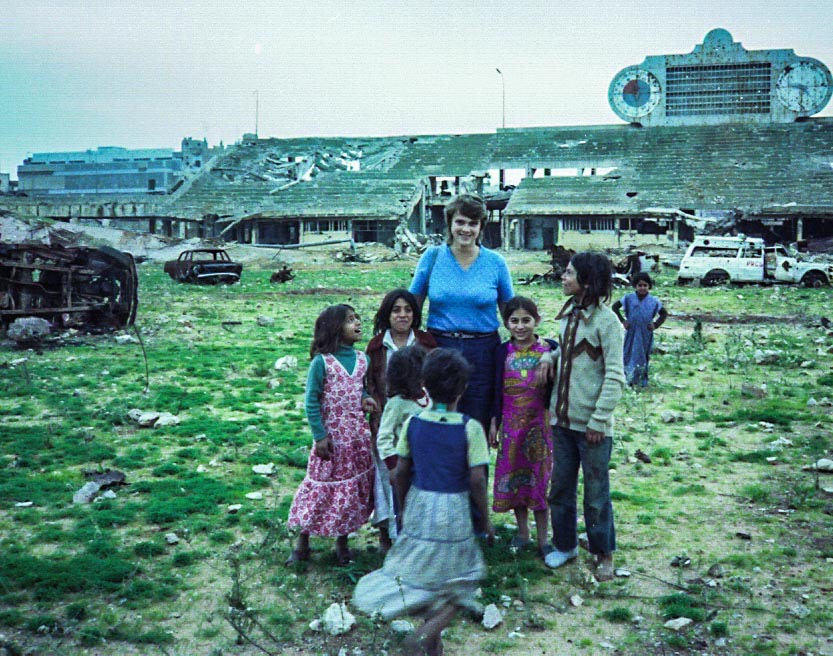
[17,138,208,196]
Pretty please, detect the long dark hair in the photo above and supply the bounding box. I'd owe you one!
[571,252,613,307]
[310,304,354,358]
[386,346,426,400]
[373,288,422,335]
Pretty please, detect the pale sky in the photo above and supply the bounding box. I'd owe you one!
[1,0,832,178]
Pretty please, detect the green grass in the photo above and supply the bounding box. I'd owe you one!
[1,257,832,654]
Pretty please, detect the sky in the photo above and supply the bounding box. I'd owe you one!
[1,0,832,178]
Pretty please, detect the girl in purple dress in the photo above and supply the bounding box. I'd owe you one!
[612,273,668,387]
[489,296,558,558]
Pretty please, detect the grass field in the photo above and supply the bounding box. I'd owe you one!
[1,251,831,655]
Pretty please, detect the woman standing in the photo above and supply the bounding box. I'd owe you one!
[409,194,514,432]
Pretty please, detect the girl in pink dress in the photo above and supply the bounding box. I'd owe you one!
[489,296,558,558]
[286,304,378,566]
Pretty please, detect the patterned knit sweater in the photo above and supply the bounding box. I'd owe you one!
[547,298,625,436]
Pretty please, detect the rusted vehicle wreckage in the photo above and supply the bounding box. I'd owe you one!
[0,244,138,330]
[164,248,242,284]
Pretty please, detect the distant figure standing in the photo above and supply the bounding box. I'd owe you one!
[612,272,667,387]
[353,348,493,656]
[286,304,378,566]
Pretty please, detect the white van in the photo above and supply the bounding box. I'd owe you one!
[677,235,832,287]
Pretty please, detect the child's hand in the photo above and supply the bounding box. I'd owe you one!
[314,436,333,460]
[623,320,631,329]
[647,322,655,331]
[484,523,496,547]
[488,419,499,448]
[361,397,379,414]
[535,357,554,386]
[585,429,605,445]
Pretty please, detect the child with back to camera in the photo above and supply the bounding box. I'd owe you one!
[612,272,667,387]
[489,295,559,558]
[353,348,493,656]
[286,304,378,567]
[374,345,427,537]
[543,252,625,582]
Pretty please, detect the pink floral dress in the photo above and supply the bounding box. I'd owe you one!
[288,353,375,536]
[492,340,553,513]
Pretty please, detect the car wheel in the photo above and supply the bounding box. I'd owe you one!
[702,270,730,287]
[801,271,827,288]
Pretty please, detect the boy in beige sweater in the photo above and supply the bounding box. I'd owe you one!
[544,252,625,581]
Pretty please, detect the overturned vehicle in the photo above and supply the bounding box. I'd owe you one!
[0,244,138,330]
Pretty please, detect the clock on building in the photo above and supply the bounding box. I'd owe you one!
[608,68,662,123]
[775,59,833,114]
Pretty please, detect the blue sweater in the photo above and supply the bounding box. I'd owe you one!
[409,244,514,333]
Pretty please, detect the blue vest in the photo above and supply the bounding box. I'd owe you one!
[407,415,470,494]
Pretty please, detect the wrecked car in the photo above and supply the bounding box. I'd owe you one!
[677,235,833,287]
[163,248,242,284]
[0,243,138,329]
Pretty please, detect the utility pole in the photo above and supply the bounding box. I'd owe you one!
[495,68,506,190]
[495,68,505,129]
[254,90,259,137]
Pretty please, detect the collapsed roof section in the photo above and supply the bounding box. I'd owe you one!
[503,118,833,219]
[167,133,495,224]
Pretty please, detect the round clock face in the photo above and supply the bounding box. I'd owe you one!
[609,69,662,121]
[776,60,832,114]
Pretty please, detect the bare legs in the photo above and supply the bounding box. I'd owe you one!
[403,603,455,656]
[286,533,353,566]
[513,506,550,555]
[285,532,311,565]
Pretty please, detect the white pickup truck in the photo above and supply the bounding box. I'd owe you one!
[677,235,833,287]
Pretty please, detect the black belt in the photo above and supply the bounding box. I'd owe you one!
[430,330,497,340]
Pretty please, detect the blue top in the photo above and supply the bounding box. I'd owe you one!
[409,244,514,333]
[400,410,489,494]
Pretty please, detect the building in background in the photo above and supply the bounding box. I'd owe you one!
[16,138,208,196]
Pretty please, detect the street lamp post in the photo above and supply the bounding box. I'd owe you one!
[495,68,506,192]
[254,90,259,137]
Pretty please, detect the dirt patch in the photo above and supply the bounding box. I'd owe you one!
[671,311,814,324]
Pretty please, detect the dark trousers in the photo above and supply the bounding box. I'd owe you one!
[431,330,500,534]
[548,425,616,555]
[430,331,500,431]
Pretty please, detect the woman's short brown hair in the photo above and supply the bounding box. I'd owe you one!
[444,194,488,244]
